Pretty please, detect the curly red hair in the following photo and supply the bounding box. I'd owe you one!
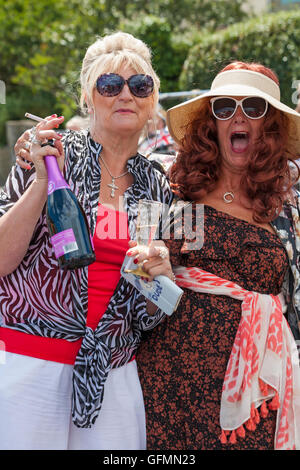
[170,61,299,223]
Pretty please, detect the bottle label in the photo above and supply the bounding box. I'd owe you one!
[50,229,78,258]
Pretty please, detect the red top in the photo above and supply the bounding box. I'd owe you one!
[0,204,130,364]
[87,204,130,329]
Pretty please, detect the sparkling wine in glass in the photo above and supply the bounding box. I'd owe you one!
[124,199,162,277]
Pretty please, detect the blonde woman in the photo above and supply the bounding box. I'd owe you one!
[0,32,173,450]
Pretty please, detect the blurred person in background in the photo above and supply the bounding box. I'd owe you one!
[65,115,90,131]
[139,103,177,173]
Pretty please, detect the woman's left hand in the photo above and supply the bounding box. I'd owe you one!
[126,240,174,282]
[14,115,64,170]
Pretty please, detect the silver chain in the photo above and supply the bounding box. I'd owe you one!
[99,154,129,180]
[99,154,129,198]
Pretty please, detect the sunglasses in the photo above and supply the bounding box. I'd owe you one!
[96,73,154,98]
[210,96,268,120]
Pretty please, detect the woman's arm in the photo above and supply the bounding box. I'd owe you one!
[0,116,64,276]
[0,178,48,276]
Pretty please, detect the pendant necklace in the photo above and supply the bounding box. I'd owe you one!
[223,191,235,204]
[99,154,129,198]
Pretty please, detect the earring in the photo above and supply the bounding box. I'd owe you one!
[85,97,93,114]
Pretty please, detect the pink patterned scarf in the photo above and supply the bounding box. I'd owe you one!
[173,266,300,450]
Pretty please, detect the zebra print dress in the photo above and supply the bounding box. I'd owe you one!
[0,130,173,428]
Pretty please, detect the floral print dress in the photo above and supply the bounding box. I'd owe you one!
[136,204,290,450]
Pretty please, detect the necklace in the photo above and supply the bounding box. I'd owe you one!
[99,154,129,198]
[223,191,235,203]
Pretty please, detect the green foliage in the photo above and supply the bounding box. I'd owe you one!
[0,0,80,141]
[120,0,248,32]
[0,0,123,141]
[180,9,300,107]
[120,15,190,92]
[0,87,57,144]
[0,0,249,145]
[119,1,247,92]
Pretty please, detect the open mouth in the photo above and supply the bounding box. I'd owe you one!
[230,132,250,153]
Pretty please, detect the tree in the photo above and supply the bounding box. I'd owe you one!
[180,9,300,107]
[0,0,250,145]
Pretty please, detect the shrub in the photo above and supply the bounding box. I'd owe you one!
[180,9,300,107]
[120,15,191,93]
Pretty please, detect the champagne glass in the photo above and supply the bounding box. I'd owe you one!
[125,199,162,277]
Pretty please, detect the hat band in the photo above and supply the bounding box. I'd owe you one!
[211,70,280,101]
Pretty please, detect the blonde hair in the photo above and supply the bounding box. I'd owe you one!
[80,32,160,114]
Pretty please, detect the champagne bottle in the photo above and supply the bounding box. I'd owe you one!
[43,140,96,269]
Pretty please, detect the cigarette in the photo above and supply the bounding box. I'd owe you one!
[24,112,47,123]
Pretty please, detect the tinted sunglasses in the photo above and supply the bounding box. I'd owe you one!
[96,73,154,98]
[210,96,268,120]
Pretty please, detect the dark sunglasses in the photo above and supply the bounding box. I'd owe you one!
[210,96,268,120]
[96,73,154,98]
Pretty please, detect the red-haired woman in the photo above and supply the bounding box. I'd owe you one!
[136,62,300,450]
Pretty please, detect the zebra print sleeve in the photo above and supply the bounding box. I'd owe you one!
[0,163,36,217]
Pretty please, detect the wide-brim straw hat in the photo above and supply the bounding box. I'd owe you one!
[167,69,300,157]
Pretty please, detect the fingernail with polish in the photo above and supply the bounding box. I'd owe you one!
[133,258,139,264]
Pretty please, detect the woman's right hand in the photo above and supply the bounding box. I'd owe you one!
[126,240,174,282]
[14,115,65,178]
